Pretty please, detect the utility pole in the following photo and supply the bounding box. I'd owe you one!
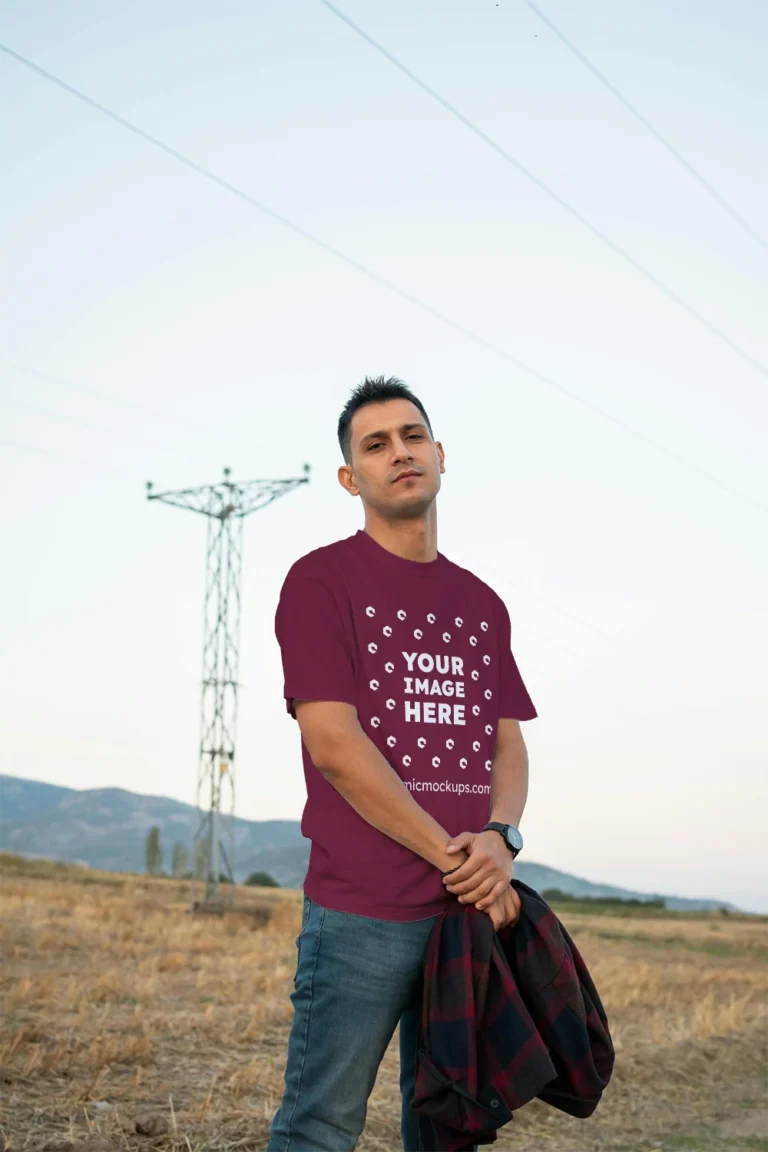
[147,464,310,903]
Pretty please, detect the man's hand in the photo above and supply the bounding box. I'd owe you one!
[441,830,514,911]
[483,885,522,932]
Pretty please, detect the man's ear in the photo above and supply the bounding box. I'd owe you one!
[338,463,360,497]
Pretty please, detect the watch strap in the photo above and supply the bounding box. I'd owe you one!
[483,822,521,858]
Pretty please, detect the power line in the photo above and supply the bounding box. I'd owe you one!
[522,0,767,250]
[0,434,136,478]
[470,558,620,644]
[317,1,767,379]
[1,43,765,518]
[0,357,265,456]
[2,393,210,467]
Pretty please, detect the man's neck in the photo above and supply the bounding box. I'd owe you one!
[362,512,438,564]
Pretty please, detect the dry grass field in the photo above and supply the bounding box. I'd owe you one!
[1,854,766,1152]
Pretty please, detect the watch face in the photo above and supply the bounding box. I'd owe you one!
[506,825,523,852]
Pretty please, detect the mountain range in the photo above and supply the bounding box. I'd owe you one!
[0,774,735,910]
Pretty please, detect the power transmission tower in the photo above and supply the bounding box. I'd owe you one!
[147,464,310,903]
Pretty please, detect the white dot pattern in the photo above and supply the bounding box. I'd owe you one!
[359,603,502,778]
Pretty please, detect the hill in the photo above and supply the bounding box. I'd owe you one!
[0,773,735,910]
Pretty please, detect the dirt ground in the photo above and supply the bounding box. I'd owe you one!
[1,856,766,1152]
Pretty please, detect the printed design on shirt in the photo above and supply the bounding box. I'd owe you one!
[361,604,497,778]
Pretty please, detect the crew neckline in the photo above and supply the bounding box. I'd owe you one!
[347,529,448,580]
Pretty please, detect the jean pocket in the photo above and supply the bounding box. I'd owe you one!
[301,895,312,932]
[293,897,313,988]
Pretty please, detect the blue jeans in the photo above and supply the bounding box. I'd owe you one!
[267,895,464,1152]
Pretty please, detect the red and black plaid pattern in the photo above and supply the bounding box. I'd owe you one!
[411,880,615,1151]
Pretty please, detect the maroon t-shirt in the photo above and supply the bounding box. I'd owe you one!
[274,529,537,922]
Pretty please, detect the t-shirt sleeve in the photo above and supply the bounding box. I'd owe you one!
[275,575,357,719]
[494,594,537,721]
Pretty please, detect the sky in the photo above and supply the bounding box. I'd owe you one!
[1,0,766,911]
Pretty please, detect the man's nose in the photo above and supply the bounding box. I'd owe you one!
[392,438,414,462]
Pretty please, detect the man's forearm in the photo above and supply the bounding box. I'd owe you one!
[489,731,529,827]
[318,728,467,874]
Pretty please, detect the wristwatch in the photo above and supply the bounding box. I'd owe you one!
[483,821,523,859]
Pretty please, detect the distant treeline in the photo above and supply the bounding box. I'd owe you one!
[542,887,666,909]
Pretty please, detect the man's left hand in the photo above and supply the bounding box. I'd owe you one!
[442,829,514,911]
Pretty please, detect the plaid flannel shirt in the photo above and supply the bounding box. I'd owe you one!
[411,879,615,1151]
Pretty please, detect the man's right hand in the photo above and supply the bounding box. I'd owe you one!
[482,885,521,932]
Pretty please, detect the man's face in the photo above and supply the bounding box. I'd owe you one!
[338,398,445,519]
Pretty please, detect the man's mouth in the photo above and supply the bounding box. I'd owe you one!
[394,470,421,483]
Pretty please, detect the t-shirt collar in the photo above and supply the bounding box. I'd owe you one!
[347,529,447,580]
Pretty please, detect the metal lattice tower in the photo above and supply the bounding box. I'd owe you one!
[147,465,310,901]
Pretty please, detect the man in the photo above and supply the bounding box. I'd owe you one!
[267,376,537,1152]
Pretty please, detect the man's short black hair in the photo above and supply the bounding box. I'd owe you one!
[337,376,433,462]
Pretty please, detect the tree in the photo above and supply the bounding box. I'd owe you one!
[171,843,188,878]
[145,826,163,876]
[244,871,280,888]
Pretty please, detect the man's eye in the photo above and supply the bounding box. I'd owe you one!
[368,443,382,451]
[408,434,423,440]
